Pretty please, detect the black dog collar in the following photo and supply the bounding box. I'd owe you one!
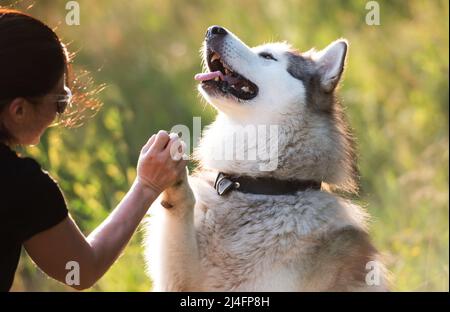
[214,172,322,196]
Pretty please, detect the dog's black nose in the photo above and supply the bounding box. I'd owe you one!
[206,25,227,39]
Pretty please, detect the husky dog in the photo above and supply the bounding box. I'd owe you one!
[144,26,387,291]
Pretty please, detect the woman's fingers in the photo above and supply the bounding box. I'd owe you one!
[142,131,188,162]
[166,136,187,161]
[148,130,171,152]
[164,135,188,183]
[141,134,156,154]
[136,130,189,193]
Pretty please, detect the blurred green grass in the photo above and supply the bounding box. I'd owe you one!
[2,0,448,291]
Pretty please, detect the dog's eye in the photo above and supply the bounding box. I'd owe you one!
[259,52,277,61]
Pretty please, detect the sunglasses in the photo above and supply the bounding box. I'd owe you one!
[54,86,73,114]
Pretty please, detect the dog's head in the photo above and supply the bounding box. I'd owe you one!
[195,26,358,193]
[196,25,348,120]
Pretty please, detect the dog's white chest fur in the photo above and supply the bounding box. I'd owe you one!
[145,176,368,291]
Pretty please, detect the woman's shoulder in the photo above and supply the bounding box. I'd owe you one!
[0,145,68,243]
[4,158,41,180]
[17,156,43,174]
[0,144,54,186]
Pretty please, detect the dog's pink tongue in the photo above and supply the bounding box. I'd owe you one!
[194,71,224,81]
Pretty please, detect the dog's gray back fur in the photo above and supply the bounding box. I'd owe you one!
[286,49,359,194]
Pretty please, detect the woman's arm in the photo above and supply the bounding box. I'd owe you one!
[23,130,187,290]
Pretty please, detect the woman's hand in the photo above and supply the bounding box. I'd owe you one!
[24,131,188,290]
[136,130,188,196]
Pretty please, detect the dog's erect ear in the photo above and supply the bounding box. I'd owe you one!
[314,39,348,93]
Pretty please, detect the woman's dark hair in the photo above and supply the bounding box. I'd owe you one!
[0,8,102,144]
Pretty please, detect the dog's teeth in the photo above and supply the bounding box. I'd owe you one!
[241,86,250,93]
[211,53,220,62]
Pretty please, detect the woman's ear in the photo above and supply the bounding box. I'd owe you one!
[313,39,348,93]
[7,97,27,122]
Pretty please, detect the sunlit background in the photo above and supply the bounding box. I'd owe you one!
[1,0,448,291]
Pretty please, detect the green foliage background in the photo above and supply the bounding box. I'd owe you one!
[2,0,448,291]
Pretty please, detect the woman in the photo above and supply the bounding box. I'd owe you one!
[0,9,187,291]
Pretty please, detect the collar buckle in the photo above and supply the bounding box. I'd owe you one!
[214,172,238,196]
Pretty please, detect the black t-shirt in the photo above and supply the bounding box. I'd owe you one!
[0,143,68,291]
